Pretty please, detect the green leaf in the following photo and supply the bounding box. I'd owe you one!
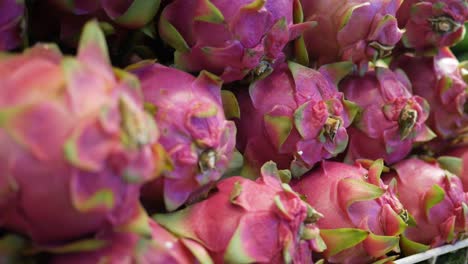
[224,224,256,264]
[264,114,293,150]
[241,0,266,11]
[159,16,190,52]
[194,0,225,23]
[221,90,240,119]
[400,234,430,256]
[320,228,369,256]
[437,156,463,176]
[78,20,110,63]
[113,0,160,28]
[337,178,384,210]
[423,184,446,219]
[229,181,243,203]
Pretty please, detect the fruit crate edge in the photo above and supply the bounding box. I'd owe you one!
[394,239,468,264]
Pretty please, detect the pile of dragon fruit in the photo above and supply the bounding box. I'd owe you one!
[1,0,468,263]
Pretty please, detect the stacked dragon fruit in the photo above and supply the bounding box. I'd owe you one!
[0,0,467,263]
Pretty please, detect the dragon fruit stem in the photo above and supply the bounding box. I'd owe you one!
[368,41,394,59]
[324,116,342,141]
[398,106,418,140]
[428,16,462,34]
[198,149,217,172]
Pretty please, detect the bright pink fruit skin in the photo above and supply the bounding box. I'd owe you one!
[292,160,407,264]
[155,162,325,264]
[0,0,24,51]
[383,158,468,254]
[301,0,403,68]
[0,22,157,244]
[236,61,356,177]
[341,67,434,164]
[50,219,211,264]
[397,0,468,51]
[159,0,314,83]
[391,48,467,140]
[131,63,236,211]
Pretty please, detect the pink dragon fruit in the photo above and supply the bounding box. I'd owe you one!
[49,0,161,29]
[50,217,213,264]
[391,48,468,140]
[0,21,158,243]
[155,161,326,264]
[382,158,468,256]
[341,67,435,164]
[0,0,24,51]
[300,0,404,69]
[292,160,408,264]
[130,62,236,211]
[158,0,316,82]
[397,0,468,52]
[235,61,358,177]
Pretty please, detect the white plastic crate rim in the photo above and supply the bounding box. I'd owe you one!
[394,239,468,264]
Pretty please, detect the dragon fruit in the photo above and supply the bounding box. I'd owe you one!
[158,0,316,83]
[235,61,358,177]
[391,48,468,140]
[291,160,408,264]
[130,62,236,211]
[0,0,24,51]
[397,0,468,52]
[155,161,326,264]
[300,0,404,69]
[0,21,158,243]
[49,0,161,29]
[341,67,435,164]
[382,158,468,255]
[51,217,213,264]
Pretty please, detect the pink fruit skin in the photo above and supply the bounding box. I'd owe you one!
[301,0,403,68]
[444,146,468,192]
[50,219,211,264]
[236,61,356,177]
[131,63,236,211]
[341,67,434,164]
[0,22,157,243]
[159,0,314,82]
[383,158,468,253]
[0,0,24,51]
[292,160,406,264]
[391,48,467,140]
[155,162,324,264]
[397,0,468,51]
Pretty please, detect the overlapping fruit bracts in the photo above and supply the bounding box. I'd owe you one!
[397,0,468,51]
[155,162,326,264]
[0,0,24,51]
[383,158,468,256]
[51,218,213,264]
[130,62,236,211]
[0,21,158,243]
[300,0,403,68]
[391,48,468,140]
[235,61,358,177]
[292,160,407,264]
[49,0,160,29]
[442,146,468,192]
[159,0,315,83]
[341,67,435,164]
